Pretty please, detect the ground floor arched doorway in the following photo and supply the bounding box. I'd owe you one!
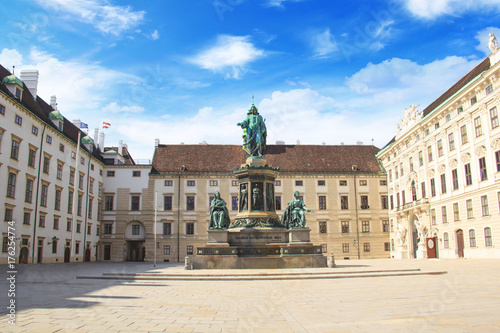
[19,247,29,264]
[85,248,91,262]
[126,241,145,261]
[64,247,70,262]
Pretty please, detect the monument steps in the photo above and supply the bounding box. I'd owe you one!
[76,268,447,281]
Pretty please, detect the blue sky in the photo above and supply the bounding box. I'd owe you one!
[1,0,500,160]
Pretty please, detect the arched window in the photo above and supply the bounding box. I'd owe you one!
[484,227,493,246]
[443,232,449,248]
[469,229,476,247]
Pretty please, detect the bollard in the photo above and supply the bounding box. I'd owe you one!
[184,256,191,270]
[328,253,336,268]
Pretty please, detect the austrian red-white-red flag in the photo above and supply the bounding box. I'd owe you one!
[103,122,111,129]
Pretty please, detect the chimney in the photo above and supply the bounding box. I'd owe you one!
[356,140,363,145]
[73,119,81,128]
[99,132,105,152]
[118,140,124,156]
[322,141,326,145]
[340,142,344,145]
[20,69,39,99]
[155,138,160,148]
[50,95,57,109]
[275,140,285,145]
[296,139,300,145]
[93,128,99,149]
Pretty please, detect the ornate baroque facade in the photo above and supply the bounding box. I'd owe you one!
[377,49,500,259]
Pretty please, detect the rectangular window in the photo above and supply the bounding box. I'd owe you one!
[481,195,489,216]
[0,104,4,115]
[232,180,238,186]
[421,182,426,199]
[437,139,444,157]
[471,95,477,105]
[465,164,472,186]
[187,180,195,186]
[104,223,112,234]
[295,180,303,186]
[275,196,282,210]
[319,221,327,234]
[28,148,36,167]
[46,135,52,144]
[4,208,13,221]
[78,174,84,189]
[339,180,347,186]
[104,195,113,211]
[88,198,93,219]
[11,140,20,160]
[342,243,349,253]
[380,179,387,186]
[131,196,140,211]
[381,195,388,209]
[385,242,390,251]
[390,195,394,209]
[340,196,348,209]
[24,178,33,203]
[132,171,141,177]
[485,227,493,246]
[57,163,63,180]
[165,180,173,186]
[360,180,368,186]
[431,208,436,225]
[318,180,325,186]
[361,195,369,209]
[496,151,500,172]
[186,223,194,235]
[474,116,482,137]
[341,221,349,233]
[486,84,494,95]
[441,206,448,223]
[460,125,468,144]
[362,221,370,233]
[163,245,170,255]
[444,233,450,248]
[469,229,476,247]
[440,174,447,194]
[453,203,459,221]
[430,178,436,197]
[23,212,30,225]
[363,243,370,252]
[318,196,327,210]
[275,180,281,186]
[409,157,414,172]
[41,184,48,207]
[80,157,84,165]
[232,196,238,210]
[418,151,423,167]
[132,225,140,235]
[491,107,499,129]
[209,180,218,186]
[427,146,433,162]
[15,115,22,125]
[186,196,195,210]
[76,223,81,233]
[39,215,45,227]
[452,169,459,190]
[67,191,73,213]
[51,240,57,254]
[466,199,473,219]
[7,173,17,198]
[42,156,50,174]
[87,225,91,235]
[163,223,171,235]
[66,221,72,232]
[187,246,193,255]
[77,194,83,216]
[389,170,393,182]
[69,170,75,185]
[164,196,172,211]
[382,220,390,232]
[32,125,38,136]
[106,170,115,177]
[59,143,64,152]
[479,157,487,181]
[448,133,455,151]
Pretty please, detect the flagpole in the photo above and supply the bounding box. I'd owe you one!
[70,131,81,261]
[154,191,157,267]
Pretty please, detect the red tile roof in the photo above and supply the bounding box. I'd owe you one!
[152,144,383,175]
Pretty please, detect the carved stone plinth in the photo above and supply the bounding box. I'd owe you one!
[207,230,229,246]
[416,242,427,259]
[289,228,312,244]
[395,244,408,259]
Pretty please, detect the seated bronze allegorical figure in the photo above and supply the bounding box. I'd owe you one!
[281,191,314,228]
[209,191,230,229]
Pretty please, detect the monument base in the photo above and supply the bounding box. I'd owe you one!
[395,245,408,259]
[416,242,427,259]
[191,253,327,269]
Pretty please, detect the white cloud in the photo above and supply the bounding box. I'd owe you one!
[188,35,265,79]
[310,28,338,59]
[0,49,23,71]
[35,0,145,35]
[264,0,305,8]
[103,102,145,114]
[150,30,160,40]
[400,0,500,19]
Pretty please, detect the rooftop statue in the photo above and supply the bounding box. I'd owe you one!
[281,191,314,228]
[237,103,267,157]
[209,191,230,230]
[488,33,498,53]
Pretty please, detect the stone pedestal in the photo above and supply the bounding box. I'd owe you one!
[395,244,408,259]
[207,230,229,246]
[416,242,427,259]
[289,228,312,244]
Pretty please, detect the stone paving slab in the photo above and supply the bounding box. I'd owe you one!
[1,259,500,332]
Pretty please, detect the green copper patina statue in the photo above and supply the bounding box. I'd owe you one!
[281,191,314,228]
[209,191,230,229]
[237,103,267,157]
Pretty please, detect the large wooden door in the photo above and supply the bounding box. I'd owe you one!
[104,245,111,260]
[85,248,91,262]
[64,247,70,262]
[456,230,464,258]
[19,247,29,264]
[426,237,437,258]
[37,245,43,263]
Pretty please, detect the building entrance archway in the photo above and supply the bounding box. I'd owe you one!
[456,229,464,258]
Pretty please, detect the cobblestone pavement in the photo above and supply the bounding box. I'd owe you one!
[1,259,499,332]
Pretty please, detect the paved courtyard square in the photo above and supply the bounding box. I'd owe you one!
[1,259,500,333]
